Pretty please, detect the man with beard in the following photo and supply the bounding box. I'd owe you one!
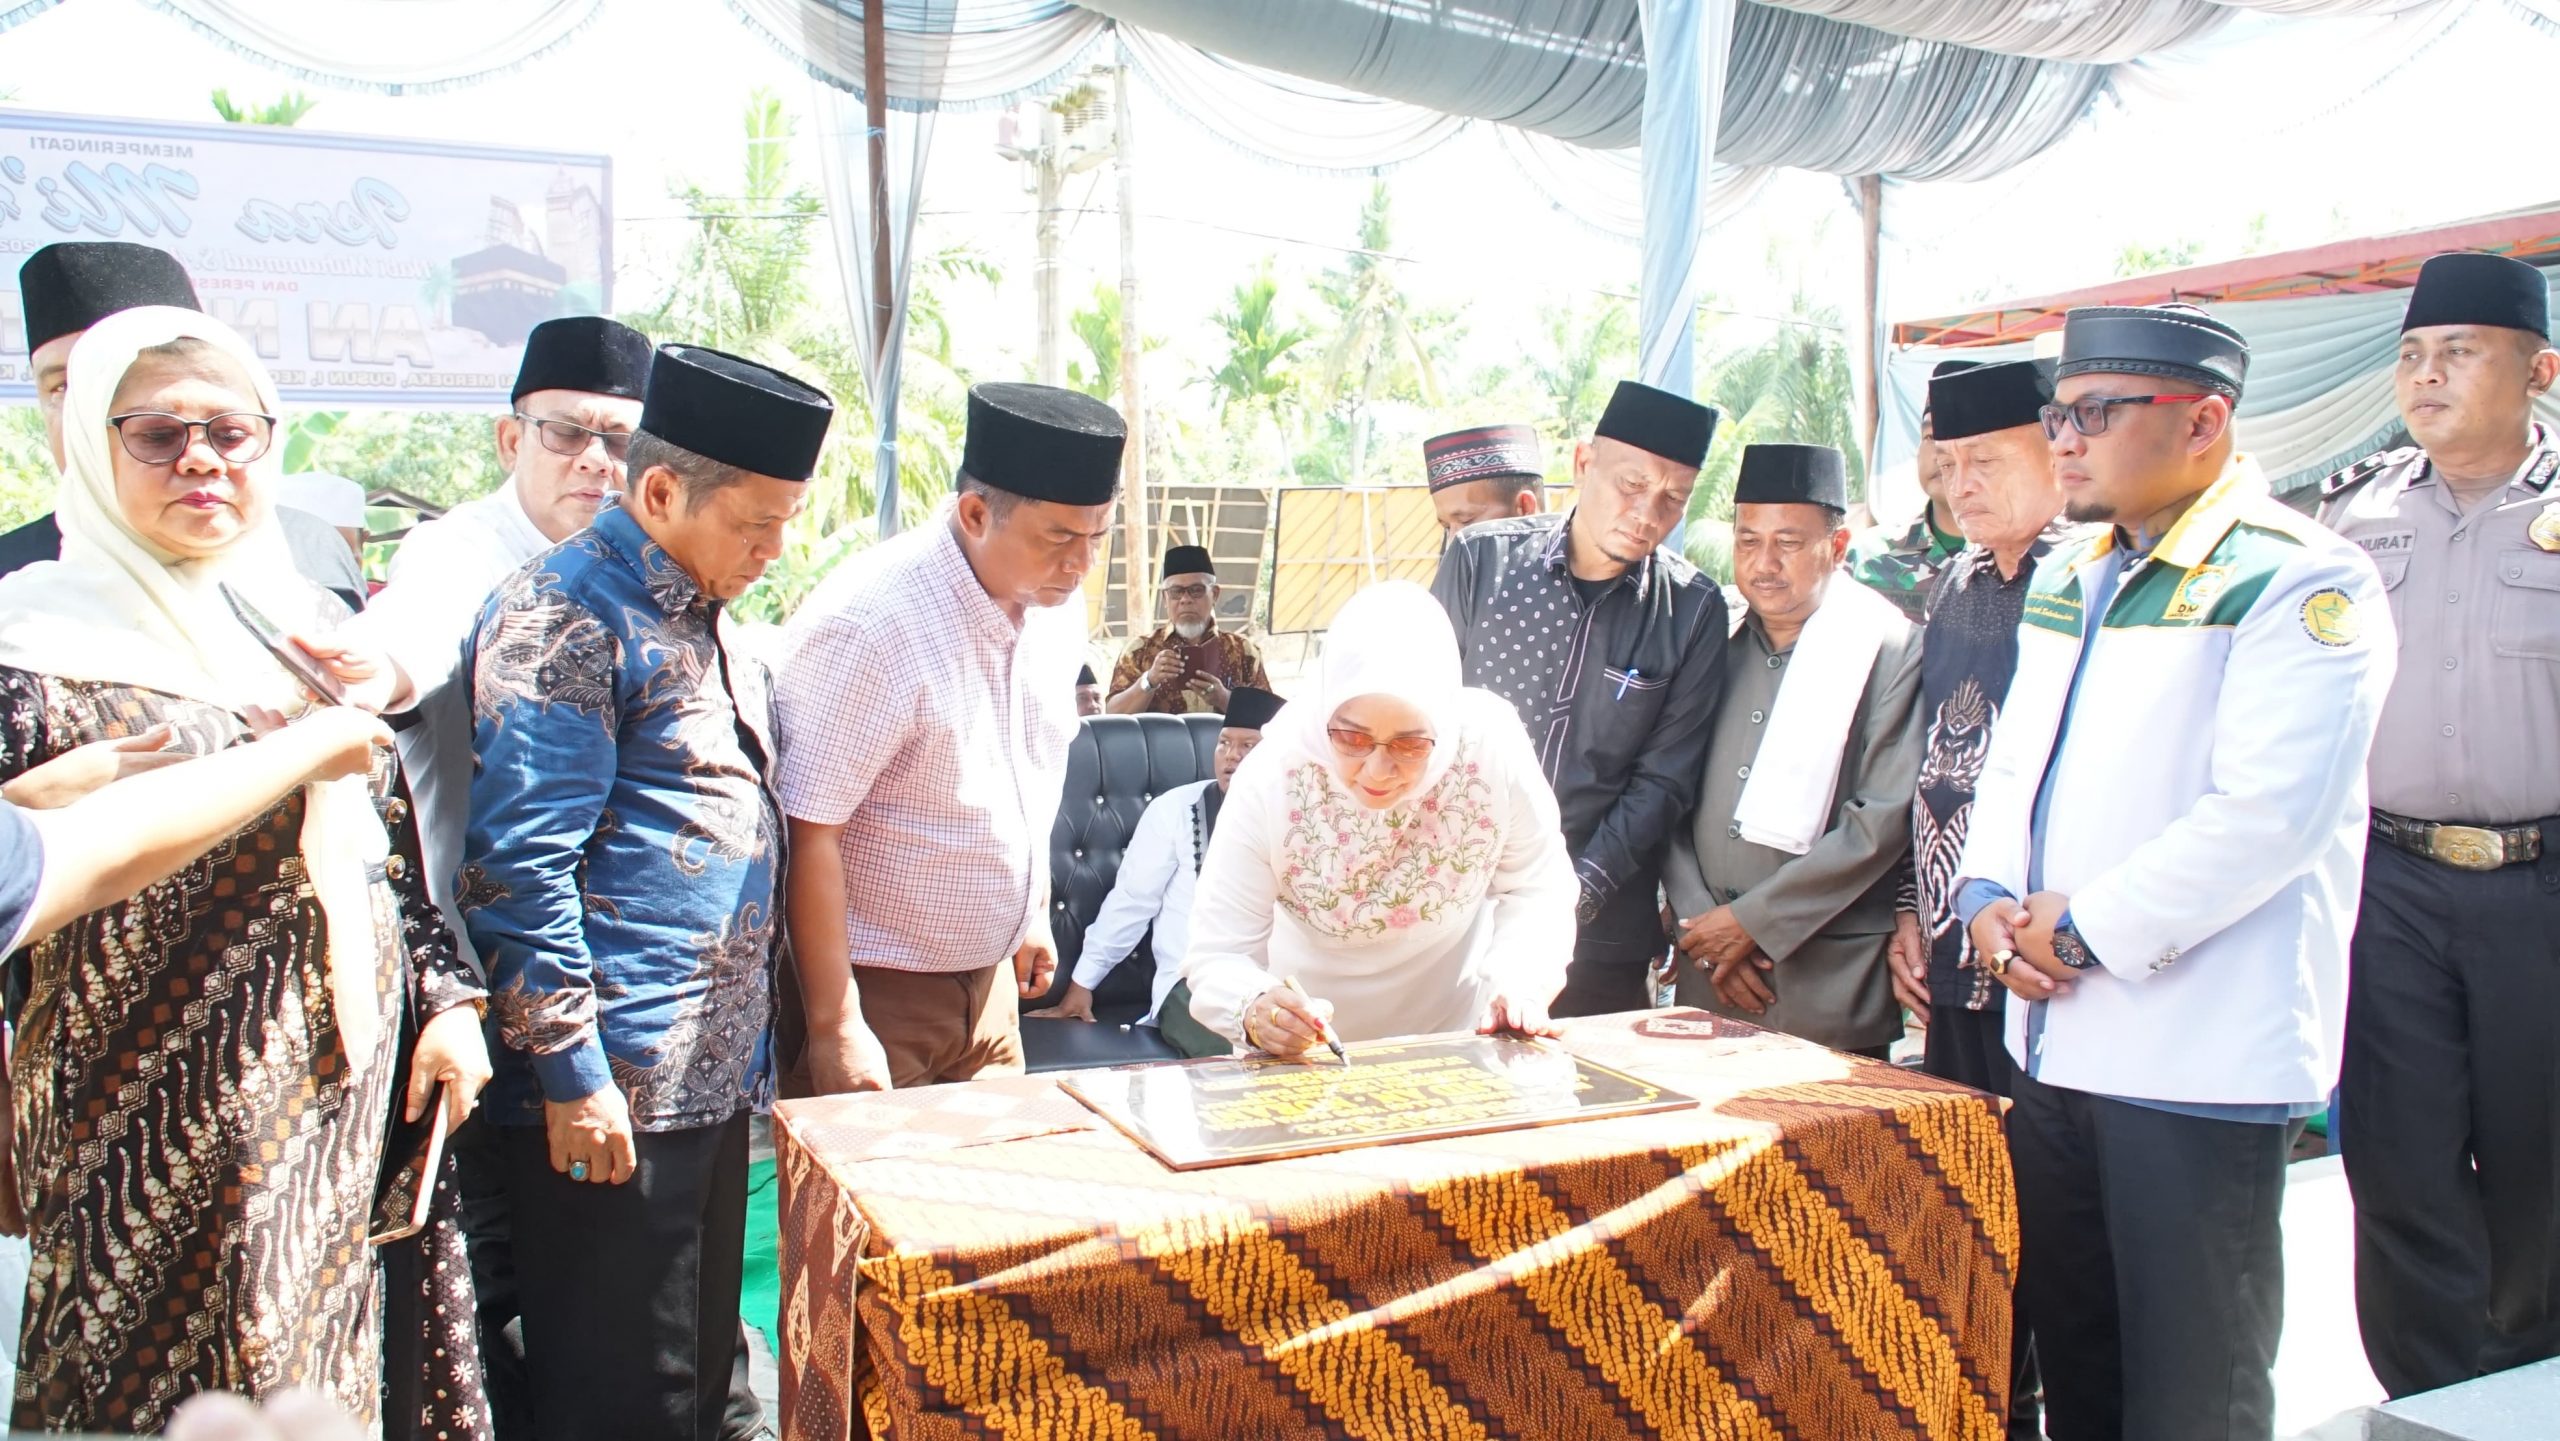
[1105,544,1268,714]
[1959,303,2394,1439]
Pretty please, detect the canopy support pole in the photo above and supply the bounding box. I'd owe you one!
[1853,172,1884,501]
[1635,0,1737,402]
[1114,60,1149,635]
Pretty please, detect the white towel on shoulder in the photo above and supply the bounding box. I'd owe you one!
[1732,579,1896,855]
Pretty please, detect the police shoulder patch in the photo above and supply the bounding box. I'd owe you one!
[2319,449,2406,500]
[2299,587,2359,647]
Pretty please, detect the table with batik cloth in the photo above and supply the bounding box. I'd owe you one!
[773,1009,2018,1441]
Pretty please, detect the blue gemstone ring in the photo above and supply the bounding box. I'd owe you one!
[569,1160,589,1181]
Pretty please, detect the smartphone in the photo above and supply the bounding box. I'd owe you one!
[219,582,345,705]
[367,1082,449,1246]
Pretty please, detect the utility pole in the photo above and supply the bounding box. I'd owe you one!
[996,82,1112,391]
[1114,62,1147,635]
[1033,109,1065,386]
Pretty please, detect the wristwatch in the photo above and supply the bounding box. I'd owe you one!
[2051,918,2099,971]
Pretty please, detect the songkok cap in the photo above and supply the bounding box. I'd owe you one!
[20,241,198,353]
[2056,303,2248,398]
[1594,380,1717,469]
[1222,685,1285,732]
[1423,423,1543,491]
[962,382,1126,506]
[513,316,654,403]
[1162,543,1214,579]
[2402,252,2550,339]
[1732,443,1849,511]
[1075,663,1098,687]
[276,472,368,530]
[638,344,835,482]
[1930,360,2053,442]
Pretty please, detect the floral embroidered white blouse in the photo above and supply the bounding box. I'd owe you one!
[1181,693,1579,1045]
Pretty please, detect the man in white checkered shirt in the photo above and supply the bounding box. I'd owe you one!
[776,382,1126,1091]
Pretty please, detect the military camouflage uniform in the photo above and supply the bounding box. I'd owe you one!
[1844,512,1966,624]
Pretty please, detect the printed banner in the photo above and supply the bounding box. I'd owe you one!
[0,107,612,407]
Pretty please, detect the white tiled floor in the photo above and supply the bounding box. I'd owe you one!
[2278,1154,2387,1440]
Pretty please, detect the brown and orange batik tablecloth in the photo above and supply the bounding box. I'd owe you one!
[773,1010,2018,1441]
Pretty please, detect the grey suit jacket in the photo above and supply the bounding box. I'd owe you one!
[1664,607,1923,1050]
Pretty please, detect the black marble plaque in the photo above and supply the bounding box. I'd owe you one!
[1059,1032,1696,1170]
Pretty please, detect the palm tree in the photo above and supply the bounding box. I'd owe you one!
[1530,296,1635,443]
[1313,182,1442,486]
[1208,260,1309,474]
[1685,235,1866,540]
[1066,283,1121,402]
[623,86,999,611]
[211,89,316,126]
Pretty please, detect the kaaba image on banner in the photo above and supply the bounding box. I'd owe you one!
[1061,1033,1696,1170]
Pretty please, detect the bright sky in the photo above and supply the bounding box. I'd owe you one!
[1,0,2555,488]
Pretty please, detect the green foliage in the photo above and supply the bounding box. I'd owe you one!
[281,411,342,474]
[1530,295,1635,442]
[2111,238,2201,278]
[299,411,503,512]
[620,86,1000,620]
[210,88,317,126]
[0,408,54,527]
[1311,182,1447,487]
[1066,283,1122,401]
[1208,260,1309,477]
[1682,230,1866,528]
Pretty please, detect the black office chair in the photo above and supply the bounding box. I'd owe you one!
[1019,713,1221,1071]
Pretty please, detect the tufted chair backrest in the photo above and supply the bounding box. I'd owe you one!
[1027,712,1223,1017]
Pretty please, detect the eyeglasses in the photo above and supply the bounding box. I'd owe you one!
[107,410,277,466]
[1163,583,1213,601]
[2038,394,2214,440]
[1327,727,1435,765]
[515,412,632,461]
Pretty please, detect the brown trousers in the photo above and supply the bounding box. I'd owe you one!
[853,963,1025,1089]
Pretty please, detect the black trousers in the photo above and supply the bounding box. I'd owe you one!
[1551,883,1666,1018]
[501,1111,762,1441]
[452,1116,534,1438]
[1924,1004,2042,1440]
[2009,1071,2289,1441]
[2341,841,2560,1398]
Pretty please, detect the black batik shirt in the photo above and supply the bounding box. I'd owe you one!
[1432,511,1729,925]
[1908,528,2075,1010]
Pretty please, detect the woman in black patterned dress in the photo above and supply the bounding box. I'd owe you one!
[0,307,491,1435]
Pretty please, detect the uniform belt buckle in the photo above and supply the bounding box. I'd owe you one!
[2428,825,2507,872]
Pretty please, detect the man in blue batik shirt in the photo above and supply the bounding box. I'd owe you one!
[462,343,832,1441]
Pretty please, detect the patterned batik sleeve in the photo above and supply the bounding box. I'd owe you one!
[0,666,52,783]
[381,758,484,1018]
[460,586,622,1103]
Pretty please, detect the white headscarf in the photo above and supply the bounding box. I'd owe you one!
[0,306,388,1071]
[0,305,322,708]
[1261,579,1474,801]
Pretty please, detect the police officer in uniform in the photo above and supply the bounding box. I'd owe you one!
[2320,250,2560,1399]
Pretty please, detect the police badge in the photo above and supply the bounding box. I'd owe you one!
[2530,501,2560,553]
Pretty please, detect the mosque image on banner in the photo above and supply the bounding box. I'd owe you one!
[0,107,611,407]
[1061,1033,1696,1170]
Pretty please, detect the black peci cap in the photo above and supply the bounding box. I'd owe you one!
[637,345,835,481]
[961,382,1127,506]
[1594,380,1717,468]
[20,241,198,353]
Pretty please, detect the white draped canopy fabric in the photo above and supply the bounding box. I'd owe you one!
[12,0,602,93]
[1879,263,2560,503]
[48,0,2522,524]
